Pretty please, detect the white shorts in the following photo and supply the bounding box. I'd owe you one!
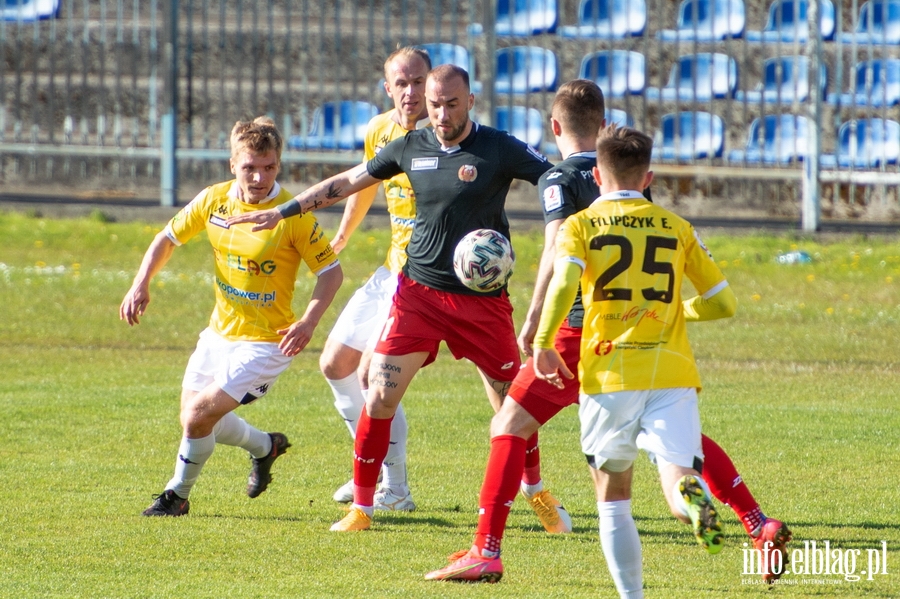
[579,387,703,471]
[182,328,293,404]
[328,266,399,352]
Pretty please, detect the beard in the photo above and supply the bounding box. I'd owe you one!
[435,118,468,145]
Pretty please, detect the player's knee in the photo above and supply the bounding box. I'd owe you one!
[319,342,357,379]
[601,458,634,473]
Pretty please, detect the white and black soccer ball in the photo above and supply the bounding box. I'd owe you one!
[452,228,515,293]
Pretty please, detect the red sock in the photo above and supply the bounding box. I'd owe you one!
[522,432,541,485]
[474,435,527,556]
[353,409,393,507]
[701,434,765,536]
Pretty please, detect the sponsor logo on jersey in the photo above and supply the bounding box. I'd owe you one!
[314,247,335,263]
[543,184,563,212]
[594,340,614,356]
[217,250,276,275]
[209,214,230,229]
[458,164,477,182]
[501,361,515,370]
[411,157,439,170]
[546,171,563,180]
[215,277,276,305]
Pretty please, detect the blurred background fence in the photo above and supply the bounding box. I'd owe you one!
[2,0,900,225]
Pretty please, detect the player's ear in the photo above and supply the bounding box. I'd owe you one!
[643,170,654,189]
[549,116,562,136]
[383,79,391,97]
[592,165,602,188]
[467,92,475,111]
[229,158,236,176]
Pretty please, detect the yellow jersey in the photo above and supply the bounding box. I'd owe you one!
[364,111,421,273]
[166,180,338,342]
[555,190,728,394]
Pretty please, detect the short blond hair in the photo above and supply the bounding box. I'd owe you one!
[383,46,432,78]
[230,116,283,161]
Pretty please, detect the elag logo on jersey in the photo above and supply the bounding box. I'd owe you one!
[458,164,477,182]
[215,248,276,275]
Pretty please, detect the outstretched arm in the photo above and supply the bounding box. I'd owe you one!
[119,231,177,326]
[277,264,344,356]
[225,163,379,231]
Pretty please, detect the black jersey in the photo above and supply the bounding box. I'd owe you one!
[367,123,552,295]
[538,151,599,328]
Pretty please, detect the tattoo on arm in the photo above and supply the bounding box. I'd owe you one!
[325,182,343,200]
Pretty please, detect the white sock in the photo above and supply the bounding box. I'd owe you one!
[167,434,216,498]
[671,475,712,520]
[598,500,644,599]
[521,480,544,497]
[213,412,272,458]
[381,402,409,490]
[327,373,366,438]
[351,503,374,517]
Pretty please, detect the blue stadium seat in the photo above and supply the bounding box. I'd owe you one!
[495,46,558,94]
[416,43,482,92]
[820,118,900,168]
[606,108,634,127]
[1,0,59,20]
[557,0,647,39]
[735,56,826,104]
[657,0,745,41]
[469,0,558,36]
[654,112,725,161]
[827,59,900,107]
[288,101,379,151]
[494,106,544,148]
[644,53,738,102]
[416,43,471,70]
[728,115,809,164]
[745,0,835,43]
[839,0,900,45]
[578,51,646,97]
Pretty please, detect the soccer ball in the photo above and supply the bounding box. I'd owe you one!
[452,228,515,292]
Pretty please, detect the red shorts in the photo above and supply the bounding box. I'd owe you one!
[507,322,582,425]
[374,273,521,382]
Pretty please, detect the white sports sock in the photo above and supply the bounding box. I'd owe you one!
[598,500,644,599]
[521,480,544,497]
[381,402,409,490]
[167,434,216,498]
[671,475,712,519]
[213,411,272,458]
[326,373,366,438]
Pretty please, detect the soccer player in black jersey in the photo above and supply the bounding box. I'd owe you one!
[226,65,553,532]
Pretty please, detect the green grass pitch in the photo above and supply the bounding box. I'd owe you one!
[0,211,898,598]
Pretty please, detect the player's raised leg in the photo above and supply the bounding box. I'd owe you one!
[701,435,791,582]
